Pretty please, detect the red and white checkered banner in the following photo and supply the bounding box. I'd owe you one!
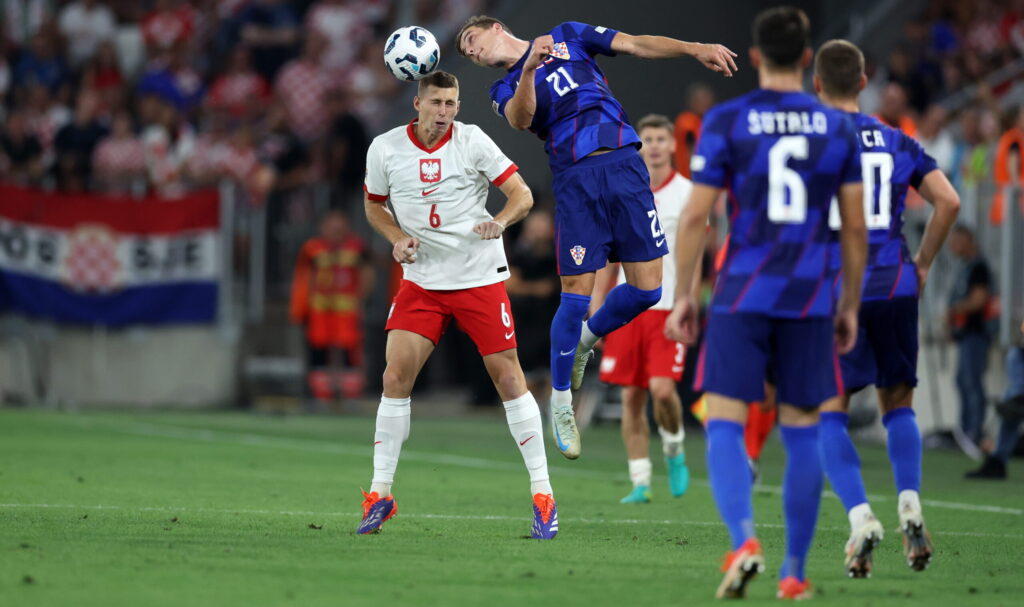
[0,185,220,325]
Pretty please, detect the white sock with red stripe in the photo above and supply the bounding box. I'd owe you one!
[504,392,552,496]
[369,395,411,497]
[628,457,653,487]
[658,425,685,457]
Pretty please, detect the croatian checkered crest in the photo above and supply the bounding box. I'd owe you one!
[383,26,440,82]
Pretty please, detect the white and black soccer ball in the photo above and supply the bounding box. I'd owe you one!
[383,26,440,82]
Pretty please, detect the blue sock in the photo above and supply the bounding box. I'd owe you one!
[706,420,755,550]
[882,407,921,494]
[549,293,590,391]
[586,283,661,337]
[819,411,869,512]
[779,424,823,582]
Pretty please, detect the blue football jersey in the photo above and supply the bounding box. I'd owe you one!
[692,89,862,318]
[489,22,639,174]
[828,113,939,301]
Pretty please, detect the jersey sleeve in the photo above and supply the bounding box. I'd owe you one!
[689,106,731,188]
[489,78,516,118]
[560,21,619,56]
[363,137,388,201]
[467,125,518,185]
[903,132,940,188]
[838,114,863,184]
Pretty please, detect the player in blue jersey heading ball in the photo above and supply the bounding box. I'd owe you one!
[813,39,960,578]
[664,7,868,599]
[456,15,737,460]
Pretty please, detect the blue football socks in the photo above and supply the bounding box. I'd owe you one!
[819,411,869,512]
[586,283,661,338]
[549,293,590,391]
[882,407,922,494]
[779,424,823,582]
[706,420,755,550]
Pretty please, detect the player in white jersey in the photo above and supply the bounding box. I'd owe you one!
[358,71,559,539]
[593,115,694,503]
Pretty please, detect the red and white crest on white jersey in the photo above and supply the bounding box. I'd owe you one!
[419,159,441,183]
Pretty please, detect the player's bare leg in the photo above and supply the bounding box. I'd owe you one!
[877,384,932,571]
[650,377,688,497]
[820,394,884,577]
[483,348,558,538]
[358,330,434,534]
[620,386,652,503]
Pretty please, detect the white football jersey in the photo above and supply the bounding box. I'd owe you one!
[364,120,518,290]
[616,171,693,310]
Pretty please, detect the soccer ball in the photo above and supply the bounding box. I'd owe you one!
[383,26,440,82]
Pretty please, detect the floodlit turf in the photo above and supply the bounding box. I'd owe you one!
[1,408,1022,606]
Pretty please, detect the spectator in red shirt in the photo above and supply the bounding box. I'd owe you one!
[81,40,124,116]
[274,32,332,143]
[142,0,194,56]
[207,45,270,121]
[92,110,146,194]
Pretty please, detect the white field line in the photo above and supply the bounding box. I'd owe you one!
[59,418,1024,517]
[1,502,1021,540]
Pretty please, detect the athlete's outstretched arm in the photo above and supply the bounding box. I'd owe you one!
[664,184,716,344]
[913,169,960,291]
[611,33,738,76]
[835,182,867,354]
[474,171,533,239]
[364,194,419,264]
[503,37,554,130]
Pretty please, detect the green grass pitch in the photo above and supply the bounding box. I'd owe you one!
[1,408,1021,606]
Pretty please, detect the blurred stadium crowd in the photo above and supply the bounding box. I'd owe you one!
[0,1,1022,462]
[0,0,480,200]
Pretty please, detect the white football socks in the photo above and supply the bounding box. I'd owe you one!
[628,458,653,487]
[370,395,411,497]
[898,489,922,516]
[658,425,685,457]
[504,392,553,496]
[580,320,600,350]
[848,502,875,530]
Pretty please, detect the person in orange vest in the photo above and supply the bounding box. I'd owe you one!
[874,82,918,138]
[290,210,374,407]
[992,105,1024,224]
[673,83,715,178]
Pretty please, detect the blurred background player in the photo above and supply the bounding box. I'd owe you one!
[359,71,558,539]
[673,83,715,179]
[289,210,372,409]
[666,7,868,599]
[593,114,692,504]
[456,16,737,460]
[946,224,997,446]
[967,320,1024,479]
[813,38,960,578]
